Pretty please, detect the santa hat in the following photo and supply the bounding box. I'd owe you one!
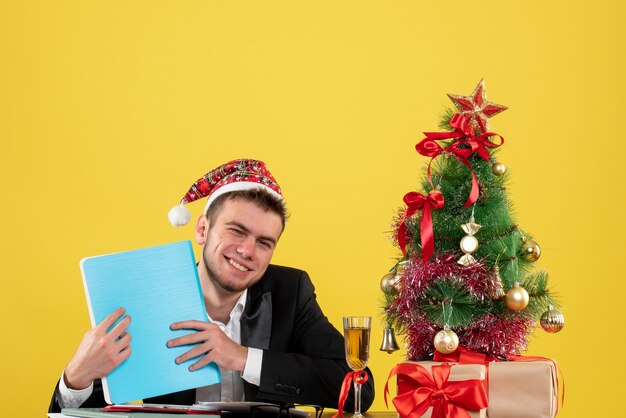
[168,159,283,227]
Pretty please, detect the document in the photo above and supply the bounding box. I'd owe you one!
[55,403,313,418]
[59,403,312,418]
[61,404,220,417]
[81,240,220,404]
[60,408,188,418]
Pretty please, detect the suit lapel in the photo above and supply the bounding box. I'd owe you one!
[241,282,272,350]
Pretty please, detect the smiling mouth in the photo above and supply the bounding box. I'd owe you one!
[228,258,250,272]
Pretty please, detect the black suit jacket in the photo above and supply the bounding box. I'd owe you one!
[49,265,375,412]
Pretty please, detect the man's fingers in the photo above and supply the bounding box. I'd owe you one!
[117,344,132,363]
[167,331,207,348]
[166,321,227,370]
[175,344,210,365]
[188,351,214,372]
[98,307,126,331]
[170,320,209,330]
[168,321,220,347]
[116,331,132,349]
[107,314,132,341]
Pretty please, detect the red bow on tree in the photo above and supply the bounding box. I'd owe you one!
[384,362,488,418]
[397,190,445,261]
[416,114,504,208]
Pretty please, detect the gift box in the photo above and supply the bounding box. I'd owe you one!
[488,360,559,418]
[390,361,488,418]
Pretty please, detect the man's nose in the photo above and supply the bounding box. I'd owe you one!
[236,236,255,258]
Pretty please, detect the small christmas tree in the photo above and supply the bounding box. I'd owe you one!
[381,80,564,360]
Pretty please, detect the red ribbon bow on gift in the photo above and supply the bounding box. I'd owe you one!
[384,363,488,418]
[416,114,504,208]
[332,370,369,418]
[397,189,445,260]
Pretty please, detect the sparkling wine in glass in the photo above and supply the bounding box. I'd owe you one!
[343,316,371,418]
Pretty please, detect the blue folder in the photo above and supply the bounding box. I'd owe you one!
[80,240,221,404]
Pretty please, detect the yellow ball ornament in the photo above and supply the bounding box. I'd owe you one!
[505,282,529,311]
[433,326,459,354]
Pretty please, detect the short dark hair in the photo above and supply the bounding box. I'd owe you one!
[205,188,288,230]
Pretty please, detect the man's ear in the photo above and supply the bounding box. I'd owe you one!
[194,214,210,245]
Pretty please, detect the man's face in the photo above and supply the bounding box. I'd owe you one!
[198,197,283,294]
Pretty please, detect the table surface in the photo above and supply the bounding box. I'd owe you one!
[322,413,396,418]
[50,411,397,418]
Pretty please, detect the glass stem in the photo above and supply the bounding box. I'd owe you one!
[353,380,362,416]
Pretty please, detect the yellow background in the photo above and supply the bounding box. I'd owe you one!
[1,1,624,417]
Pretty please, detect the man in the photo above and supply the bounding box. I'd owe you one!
[49,159,375,413]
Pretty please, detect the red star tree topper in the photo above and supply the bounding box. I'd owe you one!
[447,79,508,134]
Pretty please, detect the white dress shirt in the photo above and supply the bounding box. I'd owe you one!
[57,290,263,408]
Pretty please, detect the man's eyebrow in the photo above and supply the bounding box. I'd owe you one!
[226,221,278,245]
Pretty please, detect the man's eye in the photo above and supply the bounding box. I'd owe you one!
[229,228,244,236]
[258,241,273,250]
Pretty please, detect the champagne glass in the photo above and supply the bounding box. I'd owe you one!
[343,316,371,418]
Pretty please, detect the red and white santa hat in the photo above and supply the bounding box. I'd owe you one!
[168,158,283,227]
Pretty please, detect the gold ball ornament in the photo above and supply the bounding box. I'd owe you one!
[433,327,459,354]
[505,282,529,311]
[492,161,507,175]
[380,272,400,294]
[386,260,408,294]
[395,260,408,277]
[521,239,541,262]
[540,306,565,333]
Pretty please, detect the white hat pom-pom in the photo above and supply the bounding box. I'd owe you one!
[168,204,192,227]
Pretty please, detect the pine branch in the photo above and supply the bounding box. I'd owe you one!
[422,278,490,327]
[438,108,455,130]
[523,271,560,316]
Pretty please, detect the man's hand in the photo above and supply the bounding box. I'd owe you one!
[167,321,248,372]
[64,307,132,390]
